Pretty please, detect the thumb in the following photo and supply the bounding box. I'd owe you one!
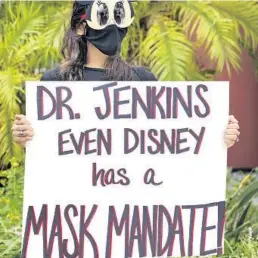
[228,115,238,124]
[15,114,25,120]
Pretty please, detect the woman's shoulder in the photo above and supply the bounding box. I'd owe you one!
[40,66,62,81]
[131,66,158,81]
[40,65,157,81]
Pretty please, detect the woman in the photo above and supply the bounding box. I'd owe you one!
[12,0,240,147]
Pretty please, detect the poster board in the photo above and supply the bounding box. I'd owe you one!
[21,81,229,258]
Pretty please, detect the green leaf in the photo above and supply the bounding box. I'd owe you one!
[142,17,195,80]
[174,1,242,76]
[211,1,258,53]
[237,180,258,209]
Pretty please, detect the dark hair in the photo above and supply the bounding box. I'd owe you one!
[59,1,132,81]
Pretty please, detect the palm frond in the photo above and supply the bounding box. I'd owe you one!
[36,5,72,68]
[142,17,194,80]
[121,1,172,64]
[211,1,258,53]
[10,36,43,71]
[0,68,24,164]
[43,5,71,49]
[1,2,45,66]
[174,1,242,76]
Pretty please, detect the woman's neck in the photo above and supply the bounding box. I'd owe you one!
[85,42,108,69]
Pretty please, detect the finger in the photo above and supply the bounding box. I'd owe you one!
[12,127,33,136]
[227,123,240,130]
[12,126,33,135]
[13,136,27,144]
[25,136,33,141]
[13,135,32,147]
[228,115,238,124]
[225,129,240,135]
[15,114,26,120]
[12,130,34,138]
[225,134,238,141]
[14,114,30,125]
[13,118,30,126]
[12,124,32,132]
[225,140,235,148]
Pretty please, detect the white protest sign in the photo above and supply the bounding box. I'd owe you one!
[22,81,229,258]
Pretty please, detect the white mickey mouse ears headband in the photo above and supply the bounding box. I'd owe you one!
[76,0,135,30]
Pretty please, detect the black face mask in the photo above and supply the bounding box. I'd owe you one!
[82,25,127,56]
[76,0,134,56]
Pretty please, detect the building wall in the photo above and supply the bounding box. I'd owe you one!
[216,51,258,168]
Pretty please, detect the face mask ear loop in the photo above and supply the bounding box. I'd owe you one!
[82,5,89,35]
[80,26,88,74]
[84,23,89,35]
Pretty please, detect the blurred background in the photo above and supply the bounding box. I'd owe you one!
[0,1,257,257]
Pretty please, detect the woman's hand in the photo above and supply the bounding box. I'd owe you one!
[11,114,240,148]
[12,114,34,148]
[225,115,240,148]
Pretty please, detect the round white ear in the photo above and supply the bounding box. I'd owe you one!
[116,0,135,28]
[86,0,110,30]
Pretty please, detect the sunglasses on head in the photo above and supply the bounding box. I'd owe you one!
[77,0,135,30]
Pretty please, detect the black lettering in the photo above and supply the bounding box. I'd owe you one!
[58,129,73,155]
[176,128,190,154]
[124,129,139,154]
[63,205,80,258]
[147,129,160,154]
[132,87,152,119]
[173,86,192,118]
[194,84,210,118]
[151,87,166,119]
[21,205,48,258]
[94,82,117,119]
[56,87,75,120]
[79,205,99,258]
[189,127,206,154]
[46,205,63,257]
[106,205,130,258]
[117,168,130,186]
[37,86,57,120]
[114,86,131,119]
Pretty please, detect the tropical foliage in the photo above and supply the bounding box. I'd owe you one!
[0,1,258,165]
[123,1,258,79]
[225,171,258,241]
[0,1,258,257]
[0,1,70,167]
[0,159,23,258]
